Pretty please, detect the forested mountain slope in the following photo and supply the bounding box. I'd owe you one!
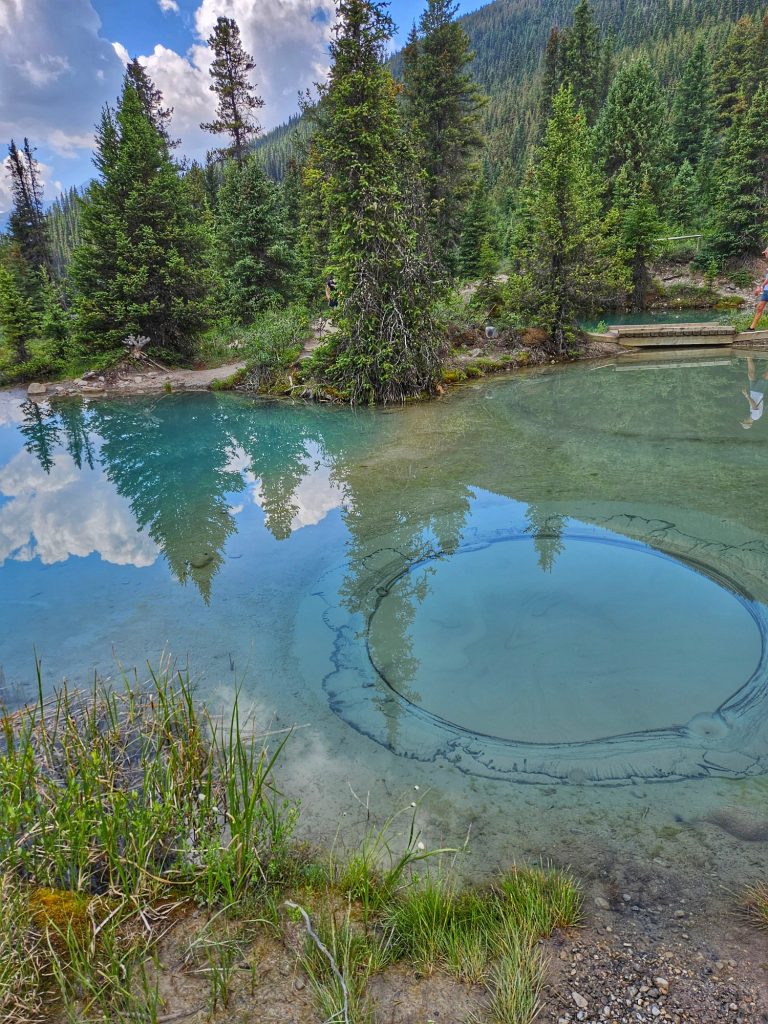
[256,0,768,192]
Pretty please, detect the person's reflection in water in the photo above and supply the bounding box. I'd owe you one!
[740,356,768,430]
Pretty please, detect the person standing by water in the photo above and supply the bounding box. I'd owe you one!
[325,275,338,309]
[747,247,768,330]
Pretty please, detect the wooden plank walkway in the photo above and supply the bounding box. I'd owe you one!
[610,323,734,348]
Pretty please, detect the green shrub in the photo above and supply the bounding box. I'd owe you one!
[728,268,755,289]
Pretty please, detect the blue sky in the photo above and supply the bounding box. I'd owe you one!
[0,0,480,212]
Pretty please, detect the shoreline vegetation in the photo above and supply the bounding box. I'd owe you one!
[1,661,766,1023]
[1,262,756,404]
[3,2,768,402]
[0,662,583,1024]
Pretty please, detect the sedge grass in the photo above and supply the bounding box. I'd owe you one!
[0,659,298,1021]
[496,864,582,936]
[297,902,394,1024]
[487,933,545,1024]
[744,881,768,928]
[0,660,583,1023]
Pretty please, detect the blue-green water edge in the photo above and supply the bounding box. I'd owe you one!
[1,353,768,894]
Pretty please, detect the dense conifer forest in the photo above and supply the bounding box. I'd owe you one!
[2,0,767,402]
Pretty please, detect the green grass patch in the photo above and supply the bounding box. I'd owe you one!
[0,662,581,1023]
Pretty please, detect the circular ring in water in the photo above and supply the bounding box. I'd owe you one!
[303,523,768,785]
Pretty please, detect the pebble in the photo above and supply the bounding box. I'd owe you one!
[673,910,686,918]
[595,896,611,910]
[572,991,588,1010]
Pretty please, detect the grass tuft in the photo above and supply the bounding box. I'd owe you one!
[744,881,768,928]
[496,864,582,936]
[487,933,545,1024]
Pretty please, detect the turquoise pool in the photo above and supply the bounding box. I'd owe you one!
[2,352,767,893]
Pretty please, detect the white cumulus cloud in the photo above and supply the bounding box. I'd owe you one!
[0,447,159,568]
[14,53,71,88]
[0,0,124,166]
[1,0,337,195]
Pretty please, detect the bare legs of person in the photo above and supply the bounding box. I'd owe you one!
[749,301,767,330]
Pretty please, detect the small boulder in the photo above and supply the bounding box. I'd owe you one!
[26,382,47,396]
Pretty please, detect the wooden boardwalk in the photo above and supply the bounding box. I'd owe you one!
[588,323,768,348]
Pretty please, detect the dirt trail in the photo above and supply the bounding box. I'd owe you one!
[22,361,246,401]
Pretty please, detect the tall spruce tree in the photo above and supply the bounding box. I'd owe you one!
[615,169,665,310]
[72,80,211,355]
[508,87,625,354]
[0,255,37,364]
[713,15,763,130]
[458,170,496,280]
[594,55,669,203]
[201,17,263,165]
[671,41,715,168]
[7,138,51,280]
[402,0,485,275]
[539,27,564,125]
[562,0,602,125]
[214,156,294,321]
[706,84,768,261]
[126,58,177,150]
[670,159,701,229]
[304,0,440,403]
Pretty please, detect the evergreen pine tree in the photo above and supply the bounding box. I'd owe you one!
[0,256,37,363]
[562,0,602,125]
[508,87,625,354]
[713,15,761,129]
[458,170,496,280]
[706,84,768,261]
[594,55,670,202]
[304,0,441,403]
[214,156,294,321]
[695,126,719,210]
[72,80,211,355]
[539,27,564,126]
[201,17,263,165]
[669,159,702,229]
[7,138,51,280]
[39,271,71,351]
[615,169,665,310]
[403,0,485,276]
[671,41,715,167]
[598,30,615,109]
[126,57,178,150]
[46,186,84,279]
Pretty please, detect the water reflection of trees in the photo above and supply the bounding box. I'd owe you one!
[16,395,380,600]
[19,402,60,474]
[88,399,243,602]
[525,504,566,573]
[17,353,767,612]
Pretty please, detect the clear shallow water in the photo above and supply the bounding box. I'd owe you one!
[582,308,729,331]
[2,353,768,893]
